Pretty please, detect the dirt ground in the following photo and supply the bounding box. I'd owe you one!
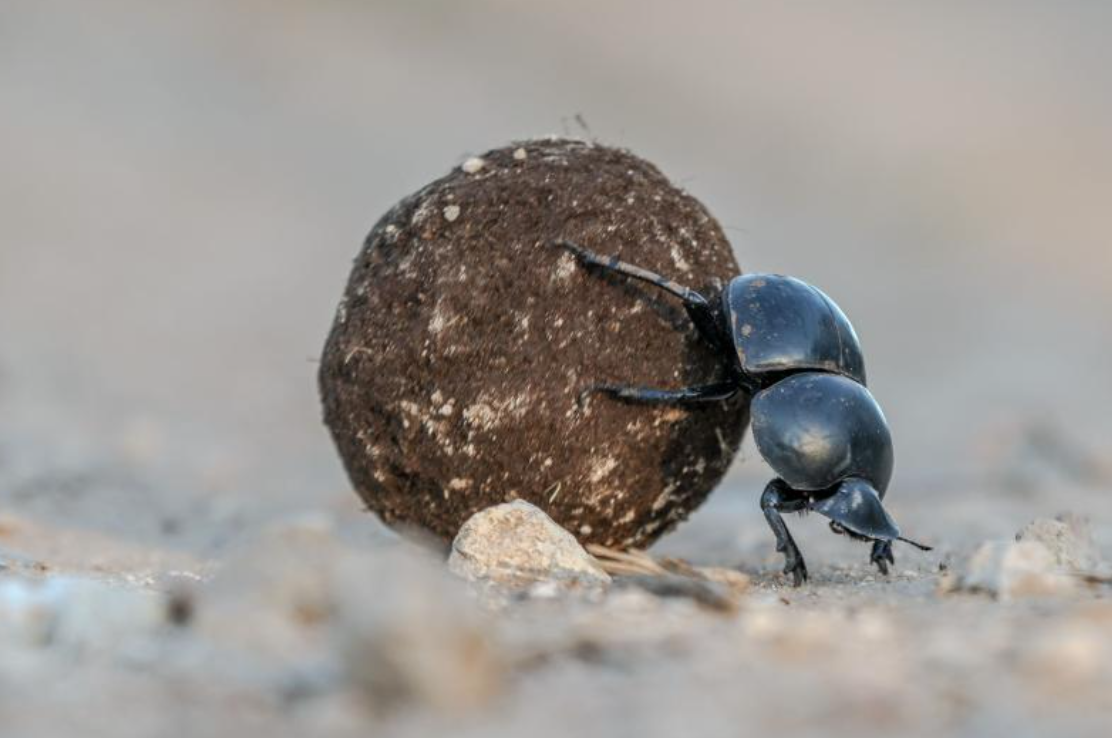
[3,3,1112,737]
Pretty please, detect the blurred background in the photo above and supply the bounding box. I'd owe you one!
[2,0,1111,556]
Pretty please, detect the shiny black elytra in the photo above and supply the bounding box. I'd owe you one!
[553,239,930,586]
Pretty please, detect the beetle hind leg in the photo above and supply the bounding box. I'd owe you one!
[760,479,809,586]
[870,540,895,576]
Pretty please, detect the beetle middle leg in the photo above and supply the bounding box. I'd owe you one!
[552,239,728,353]
[581,381,739,408]
[760,478,809,586]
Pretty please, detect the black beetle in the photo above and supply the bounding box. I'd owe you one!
[553,239,930,586]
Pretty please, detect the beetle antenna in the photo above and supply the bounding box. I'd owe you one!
[897,536,933,551]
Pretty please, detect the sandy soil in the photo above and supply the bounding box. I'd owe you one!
[3,3,1112,737]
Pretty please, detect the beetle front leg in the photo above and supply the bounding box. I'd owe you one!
[760,479,809,586]
[552,239,730,353]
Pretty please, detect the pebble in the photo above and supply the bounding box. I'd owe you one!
[939,540,1075,600]
[1015,514,1102,572]
[461,156,485,173]
[448,500,611,591]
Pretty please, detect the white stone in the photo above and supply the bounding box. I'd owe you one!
[940,540,1075,600]
[448,500,610,590]
[461,157,485,174]
[1015,514,1102,572]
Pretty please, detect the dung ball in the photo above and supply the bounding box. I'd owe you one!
[319,138,747,549]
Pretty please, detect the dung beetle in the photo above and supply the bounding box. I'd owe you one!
[553,239,930,586]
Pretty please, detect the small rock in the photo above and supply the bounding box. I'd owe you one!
[461,156,485,173]
[1016,514,1101,572]
[526,580,563,600]
[448,500,611,591]
[939,540,1075,600]
[442,204,461,222]
[512,147,527,160]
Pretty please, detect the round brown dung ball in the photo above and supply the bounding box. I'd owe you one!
[319,139,748,549]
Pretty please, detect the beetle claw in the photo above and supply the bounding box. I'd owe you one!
[784,551,809,586]
[870,540,894,575]
[786,562,808,587]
